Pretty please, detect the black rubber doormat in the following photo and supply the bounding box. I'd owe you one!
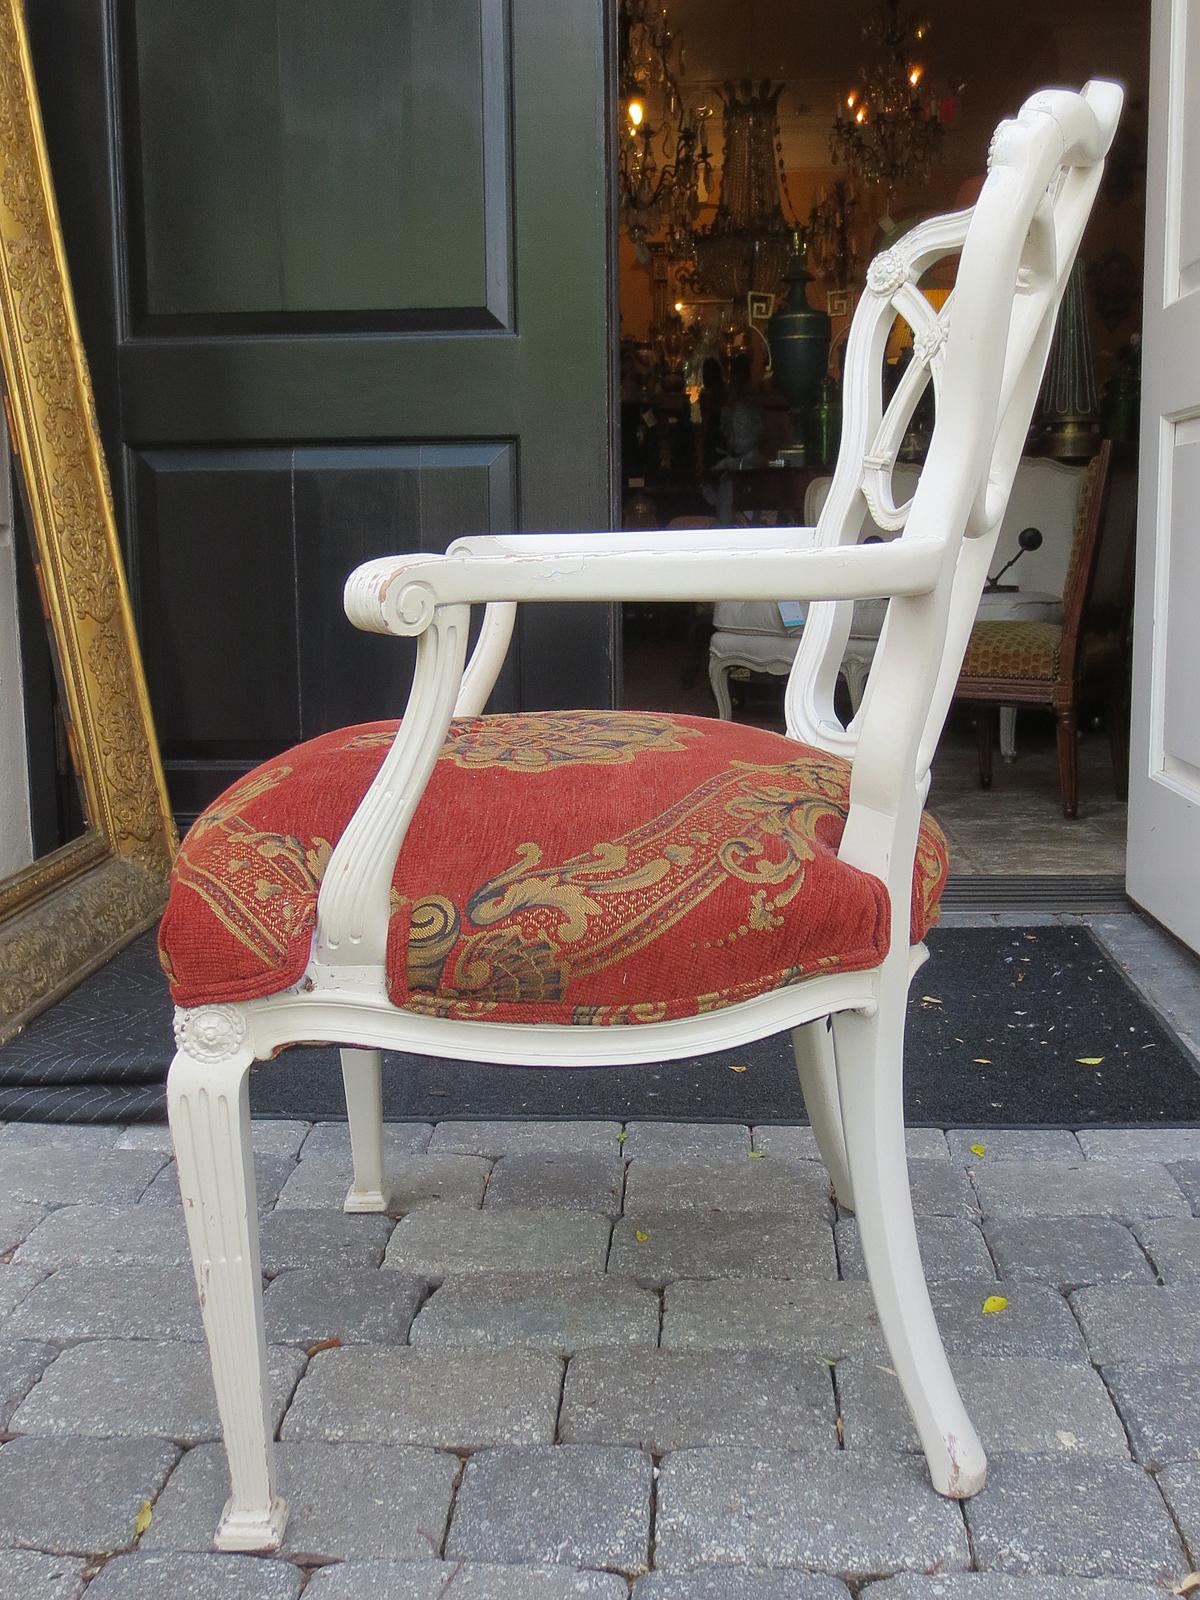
[0,924,1198,1126]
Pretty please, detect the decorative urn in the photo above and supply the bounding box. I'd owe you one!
[768,238,832,465]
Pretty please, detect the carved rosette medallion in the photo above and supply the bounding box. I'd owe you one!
[175,1004,249,1062]
[866,249,910,299]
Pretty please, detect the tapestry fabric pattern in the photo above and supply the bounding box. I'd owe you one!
[159,711,948,1024]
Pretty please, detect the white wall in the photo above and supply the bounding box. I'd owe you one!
[0,425,34,878]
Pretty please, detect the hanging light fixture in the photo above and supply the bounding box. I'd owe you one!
[692,79,797,302]
[618,0,712,262]
[830,2,945,211]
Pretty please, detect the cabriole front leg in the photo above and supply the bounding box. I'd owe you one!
[168,1006,287,1552]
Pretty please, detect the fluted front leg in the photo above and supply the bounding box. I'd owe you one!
[168,1006,287,1552]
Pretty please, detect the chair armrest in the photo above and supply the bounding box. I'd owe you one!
[344,534,944,637]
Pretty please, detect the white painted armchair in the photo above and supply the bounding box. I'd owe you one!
[160,82,1121,1552]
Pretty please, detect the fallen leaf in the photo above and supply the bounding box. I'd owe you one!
[306,1337,342,1357]
[616,1131,627,1144]
[1055,1430,1079,1449]
[835,1415,845,1444]
[728,1063,749,1074]
[973,1058,992,1066]
[969,1142,986,1157]
[1171,1576,1200,1597]
[981,1295,1009,1314]
[921,995,943,1006]
[1076,1056,1105,1066]
[635,1230,649,1243]
[133,1501,152,1537]
[748,1151,765,1159]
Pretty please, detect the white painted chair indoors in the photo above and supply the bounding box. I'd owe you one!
[164,83,1121,1552]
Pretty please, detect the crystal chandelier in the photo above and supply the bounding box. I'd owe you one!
[692,79,796,301]
[830,1,944,206]
[618,0,712,261]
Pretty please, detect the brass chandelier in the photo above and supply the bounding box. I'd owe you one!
[617,0,712,261]
[831,1,944,206]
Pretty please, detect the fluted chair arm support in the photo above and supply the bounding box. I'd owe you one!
[343,533,945,638]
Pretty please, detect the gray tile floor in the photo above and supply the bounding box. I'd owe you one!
[1,1109,1200,1598]
[2,912,1198,1598]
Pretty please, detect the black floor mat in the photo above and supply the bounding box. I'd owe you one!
[0,924,1198,1127]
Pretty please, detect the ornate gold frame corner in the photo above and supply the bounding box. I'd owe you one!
[0,0,175,1045]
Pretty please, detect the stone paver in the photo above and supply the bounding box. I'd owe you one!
[985,1217,1154,1288]
[611,1211,837,1286]
[963,1454,1188,1581]
[263,1269,425,1346]
[0,1201,46,1256]
[14,1205,191,1269]
[948,1130,1083,1162]
[864,1580,1174,1598]
[410,1273,658,1354]
[838,1356,1128,1456]
[446,1444,652,1574]
[429,1121,622,1158]
[0,1264,45,1320]
[299,1122,434,1160]
[9,1340,303,1442]
[1136,1218,1200,1281]
[3,1265,203,1343]
[0,1148,165,1207]
[484,1153,624,1216]
[622,1122,750,1160]
[0,1124,121,1150]
[257,1209,395,1273]
[635,1576,850,1600]
[142,1440,459,1561]
[751,1127,949,1161]
[139,1154,295,1213]
[1156,1462,1200,1565]
[1077,1129,1200,1163]
[117,1120,311,1158]
[837,1216,994,1281]
[889,1158,980,1218]
[926,1281,1087,1360]
[277,1154,489,1215]
[1103,1363,1200,1467]
[624,1155,832,1217]
[662,1279,883,1357]
[654,1448,969,1576]
[972,1161,1190,1221]
[83,1553,302,1599]
[306,1563,628,1598]
[0,1340,56,1426]
[1071,1285,1200,1365]
[0,1549,87,1600]
[0,1435,178,1555]
[1172,1160,1200,1214]
[385,1206,610,1279]
[559,1348,837,1453]
[282,1345,561,1448]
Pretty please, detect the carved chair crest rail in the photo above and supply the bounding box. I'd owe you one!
[161,82,1122,1552]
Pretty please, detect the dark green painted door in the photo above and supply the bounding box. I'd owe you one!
[31,0,617,818]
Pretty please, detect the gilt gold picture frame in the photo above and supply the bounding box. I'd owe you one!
[0,0,175,1044]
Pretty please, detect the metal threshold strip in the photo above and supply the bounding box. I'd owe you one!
[941,873,1129,914]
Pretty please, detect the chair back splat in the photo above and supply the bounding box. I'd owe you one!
[159,82,1121,1554]
[788,83,1122,934]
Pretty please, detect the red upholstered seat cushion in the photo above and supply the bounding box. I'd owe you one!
[159,711,948,1024]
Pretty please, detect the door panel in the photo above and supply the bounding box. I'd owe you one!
[1128,0,1200,950]
[30,0,616,822]
[129,0,508,329]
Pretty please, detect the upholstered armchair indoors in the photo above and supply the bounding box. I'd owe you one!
[158,84,1121,1551]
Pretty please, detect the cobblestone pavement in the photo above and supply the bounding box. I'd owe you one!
[1,1117,1200,1598]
